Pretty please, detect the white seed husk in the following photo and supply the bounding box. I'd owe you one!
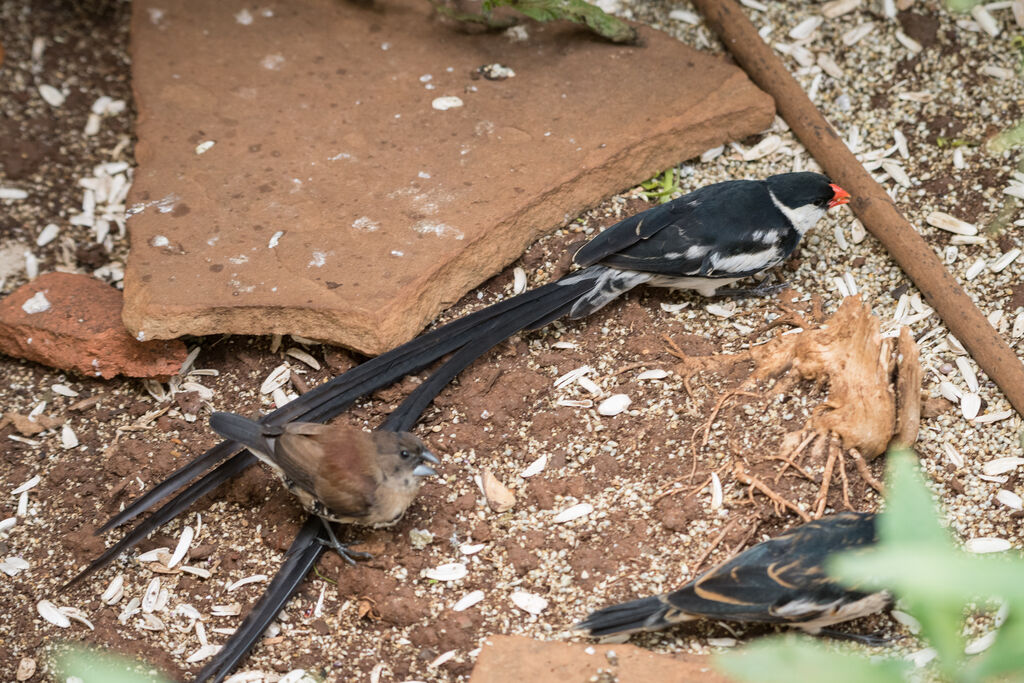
[260,364,291,394]
[552,502,593,523]
[710,472,723,509]
[459,543,486,555]
[597,394,631,416]
[212,603,242,616]
[822,0,861,18]
[62,606,95,630]
[520,454,547,478]
[453,590,485,612]
[510,591,548,615]
[964,537,1011,553]
[943,443,964,468]
[101,574,125,604]
[37,600,71,627]
[61,424,79,449]
[142,577,161,613]
[38,84,65,106]
[965,630,998,655]
[926,211,977,235]
[186,645,223,663]
[512,267,527,295]
[1,556,30,576]
[990,248,1021,272]
[168,525,195,569]
[956,357,979,392]
[960,393,981,420]
[637,369,669,380]
[423,563,468,582]
[973,410,1014,424]
[938,381,962,403]
[788,16,822,40]
[12,475,41,496]
[577,376,602,395]
[137,547,170,563]
[982,457,1024,476]
[227,574,268,591]
[996,489,1022,510]
[285,347,320,370]
[554,366,592,389]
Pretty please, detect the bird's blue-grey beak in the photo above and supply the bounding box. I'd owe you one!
[413,450,440,477]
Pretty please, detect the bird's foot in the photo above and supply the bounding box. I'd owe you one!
[318,518,372,565]
[317,538,372,565]
[714,281,790,299]
[817,627,899,646]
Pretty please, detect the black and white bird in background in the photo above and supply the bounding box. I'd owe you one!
[574,512,890,642]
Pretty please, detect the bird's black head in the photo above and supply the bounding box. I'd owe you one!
[766,172,850,210]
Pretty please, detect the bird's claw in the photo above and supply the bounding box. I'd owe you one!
[318,517,372,565]
[714,281,791,299]
[316,537,372,565]
[818,627,899,646]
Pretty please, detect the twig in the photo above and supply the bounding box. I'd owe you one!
[772,431,818,483]
[653,475,712,504]
[690,517,741,574]
[849,448,885,494]
[813,439,839,518]
[837,448,853,511]
[733,463,811,522]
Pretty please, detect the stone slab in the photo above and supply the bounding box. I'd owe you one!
[0,272,186,378]
[123,0,774,354]
[469,635,739,682]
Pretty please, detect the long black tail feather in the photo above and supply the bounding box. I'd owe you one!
[64,453,255,589]
[192,318,548,679]
[194,515,326,683]
[97,270,598,536]
[574,595,669,637]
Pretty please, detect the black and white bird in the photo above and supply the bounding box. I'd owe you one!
[574,512,889,641]
[80,173,850,582]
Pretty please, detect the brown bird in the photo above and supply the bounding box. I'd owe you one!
[209,412,439,563]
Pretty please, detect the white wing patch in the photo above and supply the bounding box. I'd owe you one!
[709,246,781,274]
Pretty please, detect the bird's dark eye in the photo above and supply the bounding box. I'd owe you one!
[400,450,411,460]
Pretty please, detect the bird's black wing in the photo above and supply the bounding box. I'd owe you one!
[573,179,785,279]
[664,512,877,624]
[597,181,796,279]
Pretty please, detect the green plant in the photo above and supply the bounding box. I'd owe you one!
[431,0,636,44]
[641,167,685,203]
[52,644,174,683]
[716,449,1024,683]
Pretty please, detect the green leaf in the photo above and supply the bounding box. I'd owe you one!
[52,644,174,683]
[961,609,1024,683]
[715,636,909,683]
[876,449,951,550]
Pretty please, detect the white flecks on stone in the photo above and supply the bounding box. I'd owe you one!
[195,140,215,155]
[352,216,379,231]
[268,231,284,248]
[308,251,326,267]
[262,54,285,70]
[151,235,170,247]
[414,221,464,240]
[21,292,51,315]
[432,96,464,111]
[235,8,254,24]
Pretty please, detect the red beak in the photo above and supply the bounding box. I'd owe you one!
[828,183,851,208]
